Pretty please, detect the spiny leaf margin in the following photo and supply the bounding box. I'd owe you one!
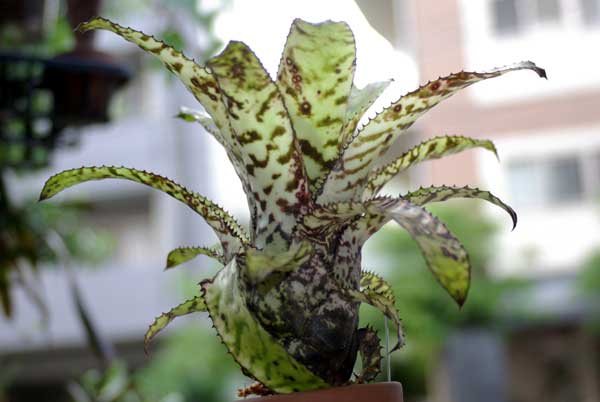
[39,166,250,257]
[403,185,517,230]
[363,135,498,199]
[166,246,225,269]
[144,296,206,353]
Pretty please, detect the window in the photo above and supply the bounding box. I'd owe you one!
[493,0,520,35]
[507,156,584,207]
[491,0,600,36]
[581,0,600,25]
[536,0,561,23]
[491,0,563,36]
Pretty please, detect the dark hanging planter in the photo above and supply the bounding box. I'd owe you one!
[241,383,404,402]
[0,0,131,168]
[0,0,47,41]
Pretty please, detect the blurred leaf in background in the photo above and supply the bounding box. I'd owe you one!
[136,324,243,402]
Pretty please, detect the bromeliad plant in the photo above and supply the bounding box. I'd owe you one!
[40,17,546,395]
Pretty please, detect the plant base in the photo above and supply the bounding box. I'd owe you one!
[239,382,403,402]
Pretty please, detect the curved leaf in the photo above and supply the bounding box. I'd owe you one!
[277,19,356,185]
[77,18,227,134]
[208,41,310,251]
[201,258,328,393]
[166,246,225,269]
[244,241,312,285]
[303,197,470,305]
[404,185,517,230]
[360,270,396,305]
[39,166,249,258]
[319,61,546,203]
[78,17,258,238]
[363,135,498,199]
[144,296,206,352]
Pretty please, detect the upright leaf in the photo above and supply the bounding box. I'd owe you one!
[201,258,328,393]
[340,81,391,147]
[403,185,517,230]
[40,166,249,258]
[363,135,498,199]
[319,62,546,203]
[208,41,310,251]
[277,19,356,186]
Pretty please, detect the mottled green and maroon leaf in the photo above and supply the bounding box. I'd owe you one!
[39,166,249,258]
[342,285,404,351]
[176,106,259,236]
[340,80,391,147]
[360,271,396,305]
[277,19,356,186]
[319,62,546,203]
[355,326,382,383]
[79,17,258,236]
[201,258,328,393]
[208,41,310,251]
[363,135,498,199]
[404,185,517,230]
[144,296,206,352]
[304,197,470,305]
[166,246,225,269]
[244,241,312,285]
[78,18,230,138]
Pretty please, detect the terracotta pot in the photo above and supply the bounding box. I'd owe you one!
[240,382,403,402]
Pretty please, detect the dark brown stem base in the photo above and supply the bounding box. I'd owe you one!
[237,382,403,402]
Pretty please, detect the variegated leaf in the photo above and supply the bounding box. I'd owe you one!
[39,166,249,258]
[363,135,498,199]
[176,107,223,144]
[144,296,206,352]
[77,18,230,139]
[176,106,259,237]
[355,326,382,383]
[201,258,328,393]
[342,286,404,351]
[79,18,258,238]
[404,185,517,230]
[166,246,225,269]
[340,81,391,147]
[304,197,470,305]
[277,19,356,186]
[319,62,546,203]
[208,41,310,251]
[360,271,395,305]
[244,241,312,285]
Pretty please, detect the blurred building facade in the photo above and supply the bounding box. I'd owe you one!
[358,0,600,401]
